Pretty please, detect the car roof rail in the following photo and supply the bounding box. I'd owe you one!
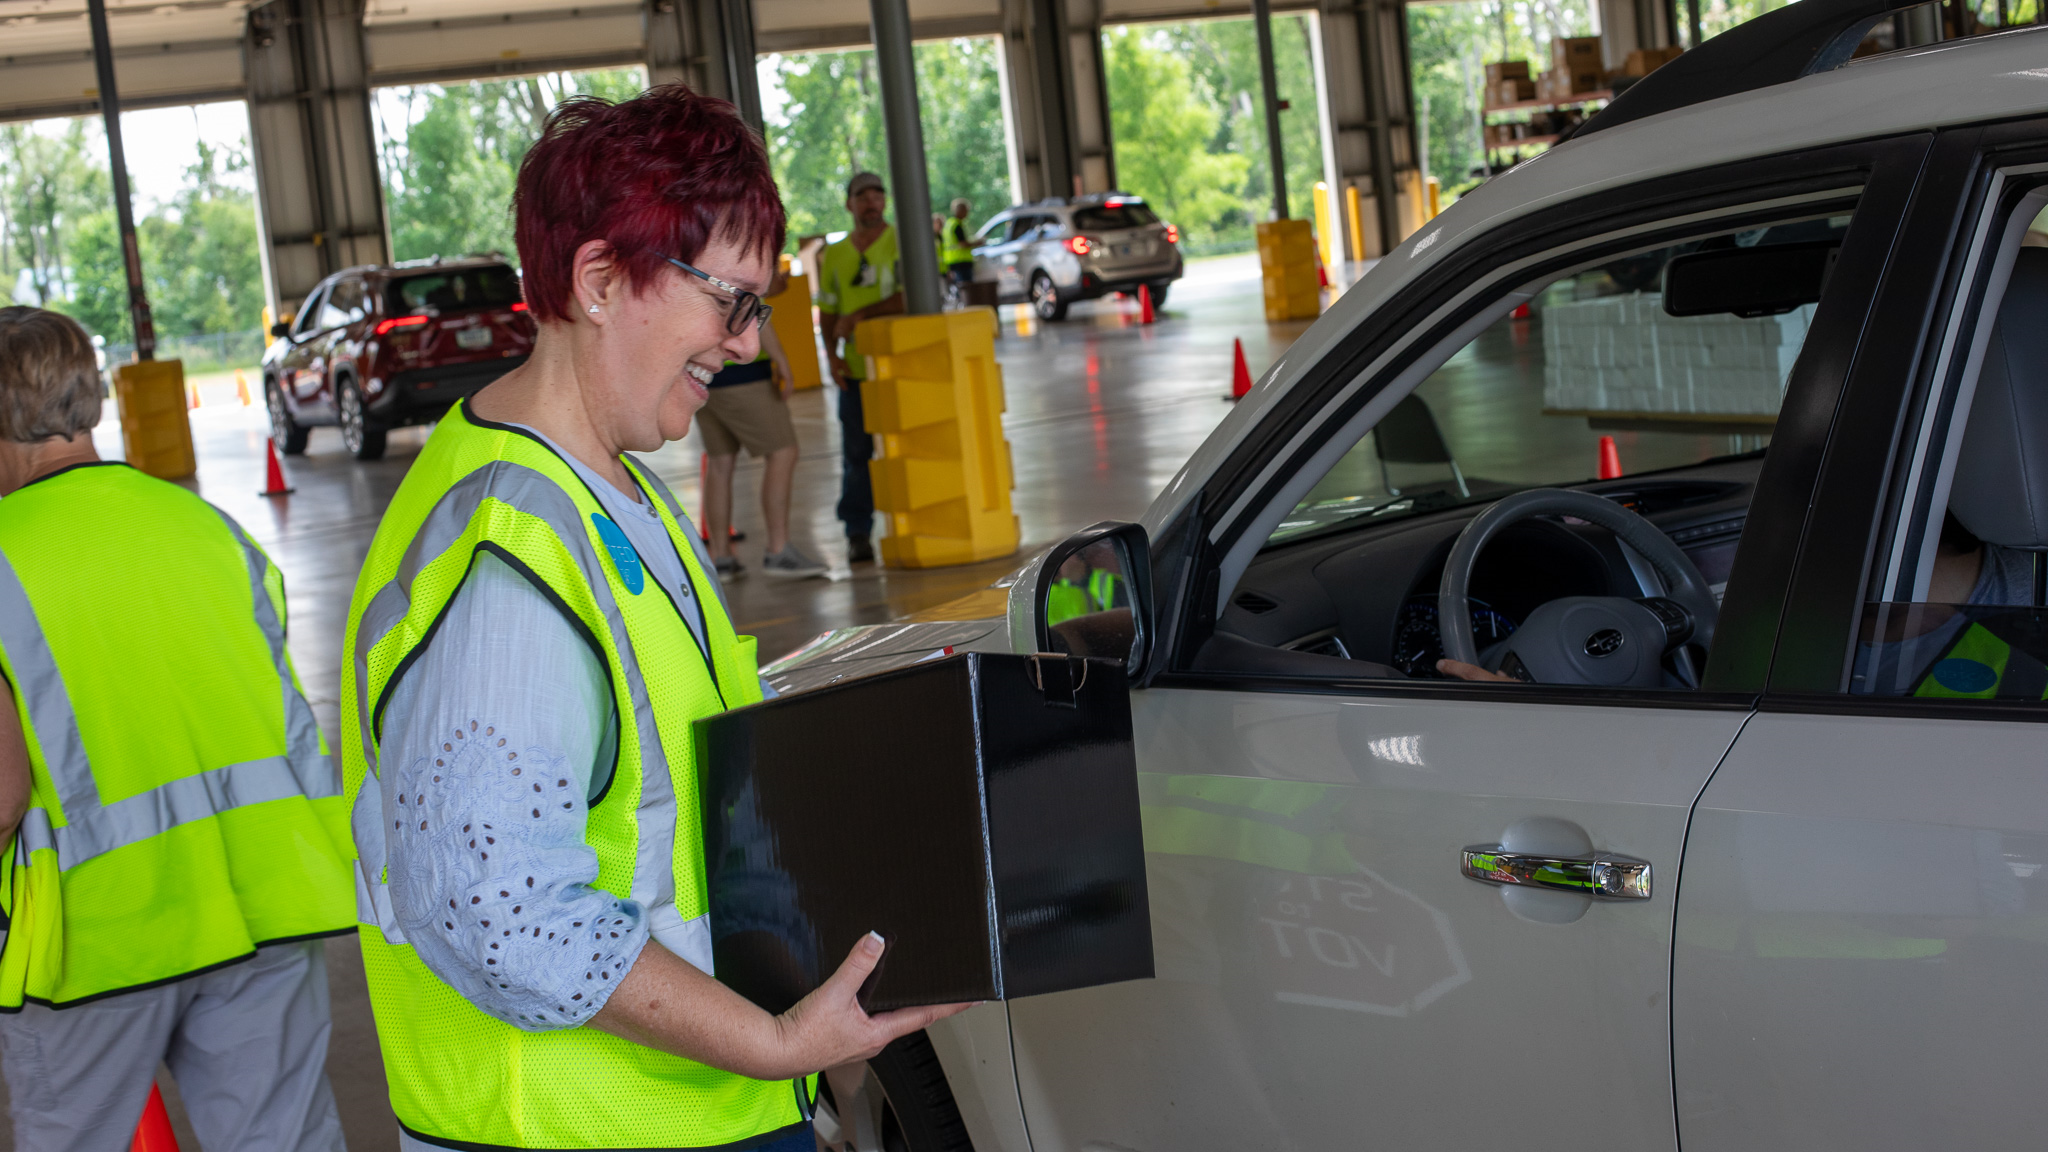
[1578,0,1948,138]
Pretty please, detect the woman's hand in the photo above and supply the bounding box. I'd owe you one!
[774,933,973,1073]
[589,932,972,1082]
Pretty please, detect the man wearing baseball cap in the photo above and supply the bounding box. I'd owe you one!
[815,171,903,565]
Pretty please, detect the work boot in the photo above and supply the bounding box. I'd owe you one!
[846,536,875,565]
[761,545,828,579]
[713,555,745,582]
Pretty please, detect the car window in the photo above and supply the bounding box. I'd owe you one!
[328,278,367,324]
[1010,216,1047,243]
[1851,195,2048,698]
[1074,204,1160,231]
[977,215,1011,244]
[388,266,523,314]
[315,284,355,331]
[292,286,329,336]
[1270,214,1853,552]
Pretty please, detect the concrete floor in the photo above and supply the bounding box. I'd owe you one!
[0,253,1337,1151]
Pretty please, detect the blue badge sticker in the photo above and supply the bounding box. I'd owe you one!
[1932,657,1998,694]
[590,513,644,595]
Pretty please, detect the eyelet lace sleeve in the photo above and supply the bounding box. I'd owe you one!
[374,552,649,1030]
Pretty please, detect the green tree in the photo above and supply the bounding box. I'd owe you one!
[763,38,1013,244]
[0,119,110,308]
[1102,27,1248,253]
[377,68,647,264]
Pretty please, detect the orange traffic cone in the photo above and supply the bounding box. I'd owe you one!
[259,436,295,497]
[186,380,200,410]
[131,1083,180,1152]
[1227,339,1253,401]
[235,369,252,407]
[1138,284,1156,324]
[1597,435,1623,480]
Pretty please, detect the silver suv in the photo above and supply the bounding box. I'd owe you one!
[972,194,1184,321]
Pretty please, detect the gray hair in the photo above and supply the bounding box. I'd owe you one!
[0,307,103,442]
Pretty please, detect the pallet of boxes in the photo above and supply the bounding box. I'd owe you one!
[1536,36,1604,103]
[1611,44,1685,88]
[1481,60,1534,153]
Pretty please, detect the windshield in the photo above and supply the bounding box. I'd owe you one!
[1073,204,1160,231]
[1269,214,1853,546]
[387,266,523,314]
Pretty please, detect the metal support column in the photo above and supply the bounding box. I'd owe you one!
[869,0,941,315]
[1251,0,1288,220]
[245,0,388,319]
[86,0,155,358]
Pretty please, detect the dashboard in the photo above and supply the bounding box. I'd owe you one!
[1210,459,1760,679]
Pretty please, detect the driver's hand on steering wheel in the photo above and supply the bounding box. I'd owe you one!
[1437,658,1518,683]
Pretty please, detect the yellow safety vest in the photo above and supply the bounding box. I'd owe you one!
[940,217,973,265]
[341,403,806,1149]
[1913,619,2048,699]
[0,462,351,1009]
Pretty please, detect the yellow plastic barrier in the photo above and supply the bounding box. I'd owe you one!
[1256,219,1321,322]
[765,271,822,391]
[113,359,195,480]
[855,307,1019,568]
[1346,184,1370,262]
[1312,181,1340,272]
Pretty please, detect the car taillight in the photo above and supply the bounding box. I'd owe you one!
[1164,224,1180,245]
[374,314,429,336]
[1066,235,1092,255]
[511,301,528,312]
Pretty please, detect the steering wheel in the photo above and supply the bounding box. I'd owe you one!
[1438,488,1719,687]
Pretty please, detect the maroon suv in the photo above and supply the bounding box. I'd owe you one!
[263,257,535,460]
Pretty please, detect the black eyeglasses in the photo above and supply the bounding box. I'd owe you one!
[665,256,773,335]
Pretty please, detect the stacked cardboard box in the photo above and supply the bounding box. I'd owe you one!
[1616,45,1684,78]
[1541,293,1814,417]
[1483,60,1530,85]
[1551,36,1604,95]
[1484,60,1534,106]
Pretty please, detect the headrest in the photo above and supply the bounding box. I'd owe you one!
[1950,247,2048,549]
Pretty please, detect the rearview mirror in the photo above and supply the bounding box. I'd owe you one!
[1662,241,1837,318]
[1034,521,1153,674]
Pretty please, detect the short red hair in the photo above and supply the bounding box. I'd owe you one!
[513,84,786,323]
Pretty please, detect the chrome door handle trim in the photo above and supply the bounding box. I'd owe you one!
[1461,845,1652,899]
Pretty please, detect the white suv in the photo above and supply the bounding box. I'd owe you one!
[971,194,1185,321]
[775,8,2048,1151]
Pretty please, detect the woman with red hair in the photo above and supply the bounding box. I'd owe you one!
[339,85,964,1151]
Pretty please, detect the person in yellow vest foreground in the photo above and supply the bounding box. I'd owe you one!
[0,306,355,1150]
[342,85,968,1152]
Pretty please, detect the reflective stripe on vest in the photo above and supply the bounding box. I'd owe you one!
[0,464,351,1009]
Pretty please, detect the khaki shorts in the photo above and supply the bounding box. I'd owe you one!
[697,378,798,458]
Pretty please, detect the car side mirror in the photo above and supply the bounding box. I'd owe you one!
[1034,521,1154,674]
[1662,241,1838,318]
[270,321,292,338]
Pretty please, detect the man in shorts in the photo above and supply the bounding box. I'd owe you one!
[699,273,827,580]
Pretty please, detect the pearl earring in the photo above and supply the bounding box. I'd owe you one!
[587,304,601,314]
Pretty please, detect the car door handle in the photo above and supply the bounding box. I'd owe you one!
[1462,846,1651,899]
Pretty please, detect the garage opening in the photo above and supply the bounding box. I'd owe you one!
[370,67,648,266]
[1098,14,1334,259]
[756,37,1015,245]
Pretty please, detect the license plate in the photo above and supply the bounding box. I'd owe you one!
[1114,244,1134,257]
[456,327,492,350]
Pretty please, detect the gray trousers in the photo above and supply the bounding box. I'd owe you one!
[0,940,347,1152]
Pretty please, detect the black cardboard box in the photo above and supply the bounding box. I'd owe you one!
[696,651,1153,1013]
